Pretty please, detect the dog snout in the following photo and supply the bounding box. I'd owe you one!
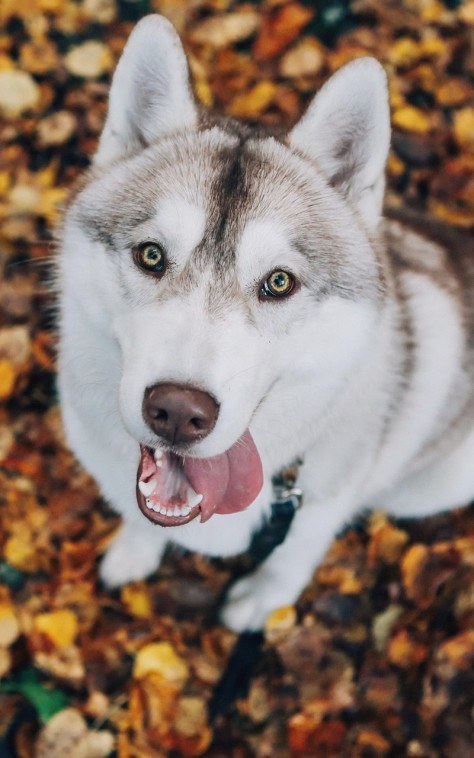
[142,383,219,445]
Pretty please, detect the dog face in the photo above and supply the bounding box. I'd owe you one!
[61,16,390,527]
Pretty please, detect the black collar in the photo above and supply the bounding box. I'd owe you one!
[247,459,303,564]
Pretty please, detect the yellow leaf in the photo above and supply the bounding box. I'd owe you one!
[401,544,429,600]
[265,605,297,644]
[40,187,69,222]
[133,642,189,689]
[368,513,409,565]
[419,37,447,58]
[436,79,473,106]
[388,629,427,667]
[0,359,16,400]
[4,533,40,572]
[228,81,275,118]
[429,199,474,228]
[454,108,474,147]
[194,79,213,107]
[389,38,421,67]
[121,583,152,619]
[388,153,405,177]
[392,106,431,134]
[34,609,79,647]
[0,604,20,647]
[0,171,10,195]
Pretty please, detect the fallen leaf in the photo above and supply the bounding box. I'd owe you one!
[34,610,79,648]
[253,3,313,62]
[392,106,431,133]
[35,708,114,757]
[280,38,325,78]
[228,80,276,117]
[265,605,297,644]
[453,108,474,149]
[64,41,113,78]
[133,642,189,690]
[0,70,40,118]
[190,9,260,48]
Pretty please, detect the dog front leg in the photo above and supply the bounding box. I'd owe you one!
[60,391,168,588]
[221,496,355,632]
[100,518,167,588]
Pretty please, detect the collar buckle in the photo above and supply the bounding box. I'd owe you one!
[272,482,304,510]
[271,456,304,511]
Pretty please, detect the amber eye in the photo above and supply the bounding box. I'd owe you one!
[260,270,295,299]
[134,242,166,275]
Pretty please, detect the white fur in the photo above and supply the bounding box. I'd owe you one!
[58,16,474,631]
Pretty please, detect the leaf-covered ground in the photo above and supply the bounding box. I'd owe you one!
[0,0,474,756]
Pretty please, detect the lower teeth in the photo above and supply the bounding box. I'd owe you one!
[145,498,192,518]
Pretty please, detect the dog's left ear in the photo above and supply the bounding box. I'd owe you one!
[290,58,390,230]
[95,15,196,165]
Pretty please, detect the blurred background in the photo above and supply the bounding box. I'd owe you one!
[0,1,473,757]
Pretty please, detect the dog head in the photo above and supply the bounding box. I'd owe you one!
[62,15,390,527]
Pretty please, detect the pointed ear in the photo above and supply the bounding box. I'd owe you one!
[95,15,197,166]
[289,57,390,229]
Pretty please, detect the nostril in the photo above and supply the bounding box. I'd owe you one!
[190,417,205,430]
[149,407,168,422]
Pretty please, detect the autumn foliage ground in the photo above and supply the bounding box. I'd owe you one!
[0,0,474,756]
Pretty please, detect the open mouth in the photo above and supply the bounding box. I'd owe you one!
[136,430,264,527]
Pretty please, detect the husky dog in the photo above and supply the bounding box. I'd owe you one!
[58,15,474,632]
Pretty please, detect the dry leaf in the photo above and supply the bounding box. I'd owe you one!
[34,610,79,647]
[64,41,113,78]
[133,642,189,690]
[35,708,114,758]
[0,70,40,117]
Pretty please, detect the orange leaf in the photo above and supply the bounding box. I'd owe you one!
[253,4,313,62]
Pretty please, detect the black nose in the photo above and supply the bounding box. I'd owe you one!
[142,383,219,445]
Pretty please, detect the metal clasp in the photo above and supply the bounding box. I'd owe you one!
[272,483,304,510]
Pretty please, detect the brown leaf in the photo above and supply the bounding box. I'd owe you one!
[253,4,313,62]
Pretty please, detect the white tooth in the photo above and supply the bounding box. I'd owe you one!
[139,480,155,497]
[156,460,162,467]
[152,504,161,513]
[154,449,163,461]
[187,486,203,509]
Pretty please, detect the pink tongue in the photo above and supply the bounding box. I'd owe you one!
[184,430,263,522]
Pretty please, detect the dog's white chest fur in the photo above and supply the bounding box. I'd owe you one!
[58,14,474,631]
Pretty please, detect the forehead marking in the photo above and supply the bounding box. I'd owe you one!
[152,197,206,261]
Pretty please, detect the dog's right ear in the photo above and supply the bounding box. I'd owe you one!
[95,15,197,166]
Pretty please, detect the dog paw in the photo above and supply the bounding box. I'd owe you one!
[99,524,164,588]
[221,572,281,633]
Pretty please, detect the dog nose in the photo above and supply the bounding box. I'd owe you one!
[142,383,219,445]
